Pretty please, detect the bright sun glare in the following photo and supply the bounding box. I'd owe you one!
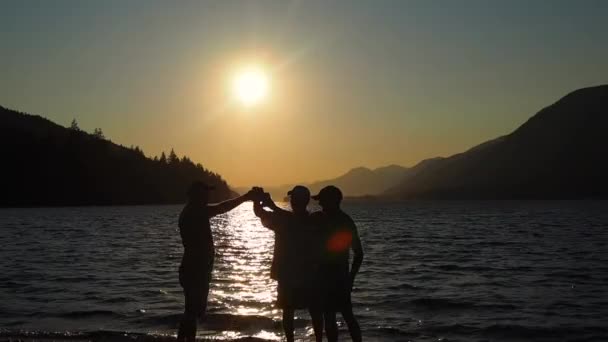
[232,67,269,106]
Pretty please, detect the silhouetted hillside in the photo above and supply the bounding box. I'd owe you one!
[0,106,234,206]
[385,85,608,199]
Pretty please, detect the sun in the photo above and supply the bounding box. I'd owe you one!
[232,67,269,106]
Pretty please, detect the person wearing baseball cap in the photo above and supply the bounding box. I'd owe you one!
[177,181,263,342]
[311,185,363,342]
[253,185,321,342]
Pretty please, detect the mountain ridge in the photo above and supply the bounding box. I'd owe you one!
[238,164,412,199]
[384,85,608,199]
[0,106,234,206]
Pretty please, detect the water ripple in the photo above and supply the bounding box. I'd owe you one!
[1,201,608,341]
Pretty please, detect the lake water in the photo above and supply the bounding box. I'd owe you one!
[1,202,607,341]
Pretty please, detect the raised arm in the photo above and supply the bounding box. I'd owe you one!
[253,200,267,218]
[349,221,364,288]
[207,191,255,218]
[260,192,290,215]
[254,200,277,230]
[254,193,289,230]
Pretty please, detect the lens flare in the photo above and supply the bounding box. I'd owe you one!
[327,230,353,252]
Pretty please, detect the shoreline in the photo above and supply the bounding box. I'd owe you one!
[2,198,607,210]
[0,330,274,342]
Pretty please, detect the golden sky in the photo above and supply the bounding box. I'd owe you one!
[2,1,608,186]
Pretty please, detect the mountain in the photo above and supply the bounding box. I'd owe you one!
[309,164,411,196]
[384,85,608,199]
[241,164,412,199]
[0,106,234,206]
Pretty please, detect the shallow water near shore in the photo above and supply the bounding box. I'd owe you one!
[1,201,607,341]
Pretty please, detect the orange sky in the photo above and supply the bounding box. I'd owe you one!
[2,2,608,186]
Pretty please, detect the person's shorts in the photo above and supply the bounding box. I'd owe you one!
[322,277,351,311]
[179,256,213,287]
[179,268,211,289]
[276,280,312,310]
[310,272,352,312]
[179,265,213,316]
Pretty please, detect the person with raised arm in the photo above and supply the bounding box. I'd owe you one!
[177,182,262,342]
[253,186,322,342]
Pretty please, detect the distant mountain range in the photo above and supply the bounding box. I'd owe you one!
[310,164,413,196]
[241,164,414,199]
[245,85,608,200]
[384,85,608,199]
[0,106,234,206]
[4,85,606,205]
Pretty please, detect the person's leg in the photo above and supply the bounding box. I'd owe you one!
[324,311,338,342]
[177,286,201,342]
[341,304,362,342]
[309,308,324,342]
[282,308,295,342]
[198,278,211,320]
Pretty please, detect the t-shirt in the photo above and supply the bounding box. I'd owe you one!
[256,207,319,284]
[311,210,361,278]
[178,203,214,272]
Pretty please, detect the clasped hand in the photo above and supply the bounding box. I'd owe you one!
[246,187,273,206]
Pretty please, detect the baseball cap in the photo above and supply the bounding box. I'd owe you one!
[287,185,311,198]
[311,185,343,202]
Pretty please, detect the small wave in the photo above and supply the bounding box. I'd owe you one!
[407,297,518,312]
[368,325,416,337]
[421,323,480,335]
[100,296,137,304]
[136,312,304,332]
[433,264,497,272]
[481,323,608,341]
[57,310,124,319]
[385,282,420,291]
[408,297,475,310]
[205,313,281,331]
[2,320,26,327]
[139,289,172,296]
[0,329,274,341]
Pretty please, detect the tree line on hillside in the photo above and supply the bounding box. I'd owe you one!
[1,106,234,206]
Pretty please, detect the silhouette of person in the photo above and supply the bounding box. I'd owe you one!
[311,185,364,342]
[253,186,321,342]
[177,182,262,342]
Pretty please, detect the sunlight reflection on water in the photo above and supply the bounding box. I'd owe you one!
[3,202,607,341]
[209,204,283,338]
[208,203,318,339]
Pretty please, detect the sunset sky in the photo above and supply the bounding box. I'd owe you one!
[2,0,608,186]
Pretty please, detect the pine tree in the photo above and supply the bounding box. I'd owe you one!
[134,146,144,156]
[159,152,167,164]
[93,128,105,139]
[168,148,179,165]
[70,119,80,131]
